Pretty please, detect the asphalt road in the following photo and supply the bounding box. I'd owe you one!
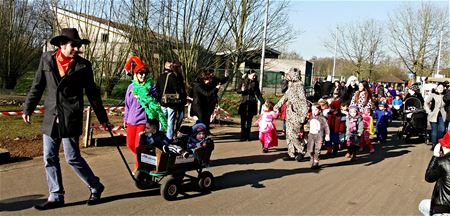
[0,120,433,215]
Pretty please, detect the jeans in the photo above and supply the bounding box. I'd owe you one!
[431,115,445,147]
[162,106,176,140]
[43,134,102,202]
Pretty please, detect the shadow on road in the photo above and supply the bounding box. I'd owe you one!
[211,152,286,167]
[0,194,45,211]
[214,167,319,191]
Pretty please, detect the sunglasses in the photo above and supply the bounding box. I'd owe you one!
[138,72,148,76]
[70,42,82,48]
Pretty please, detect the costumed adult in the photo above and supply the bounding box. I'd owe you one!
[190,70,225,131]
[424,83,447,149]
[418,131,450,216]
[342,75,358,104]
[350,80,373,113]
[124,56,167,172]
[274,68,309,161]
[156,61,187,140]
[22,28,109,209]
[237,69,265,141]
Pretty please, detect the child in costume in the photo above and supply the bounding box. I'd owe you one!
[307,103,330,169]
[326,100,345,156]
[255,101,279,153]
[346,106,364,161]
[373,102,392,144]
[360,107,375,153]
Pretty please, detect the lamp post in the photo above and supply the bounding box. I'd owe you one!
[258,0,269,111]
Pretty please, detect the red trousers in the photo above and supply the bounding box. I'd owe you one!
[360,130,374,150]
[126,124,145,168]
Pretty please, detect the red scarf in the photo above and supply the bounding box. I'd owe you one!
[56,49,74,77]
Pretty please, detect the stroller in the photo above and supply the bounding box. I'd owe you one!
[108,127,214,201]
[397,97,428,144]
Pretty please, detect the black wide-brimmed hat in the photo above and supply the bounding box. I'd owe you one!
[50,28,90,46]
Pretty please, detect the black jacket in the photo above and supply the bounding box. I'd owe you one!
[190,82,218,120]
[425,154,450,215]
[237,78,264,116]
[443,90,450,122]
[23,51,108,137]
[156,71,187,108]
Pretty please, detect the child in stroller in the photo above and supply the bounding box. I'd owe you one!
[399,104,428,143]
[392,95,403,120]
[186,121,215,166]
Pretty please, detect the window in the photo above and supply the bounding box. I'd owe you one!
[101,33,109,42]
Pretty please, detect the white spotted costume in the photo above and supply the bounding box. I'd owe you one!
[274,68,309,159]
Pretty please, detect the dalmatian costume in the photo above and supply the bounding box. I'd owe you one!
[274,68,309,160]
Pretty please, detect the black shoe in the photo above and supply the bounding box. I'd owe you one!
[34,200,65,210]
[295,154,304,162]
[262,148,268,153]
[311,163,320,169]
[282,156,295,161]
[87,184,104,205]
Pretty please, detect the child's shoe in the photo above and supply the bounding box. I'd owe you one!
[182,151,190,159]
[345,152,351,158]
[350,154,357,161]
[369,148,375,154]
[262,148,269,153]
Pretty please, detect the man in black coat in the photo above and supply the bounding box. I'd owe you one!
[22,28,109,210]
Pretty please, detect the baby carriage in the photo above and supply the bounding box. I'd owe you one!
[391,104,403,120]
[397,97,428,144]
[108,128,214,201]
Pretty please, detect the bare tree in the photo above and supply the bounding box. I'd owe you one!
[0,0,50,89]
[123,0,229,84]
[325,19,383,80]
[388,2,449,79]
[51,0,133,97]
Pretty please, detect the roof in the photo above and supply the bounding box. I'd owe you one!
[216,47,281,56]
[377,74,405,84]
[264,59,309,72]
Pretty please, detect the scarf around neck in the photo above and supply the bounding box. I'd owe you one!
[132,79,168,130]
[56,49,74,76]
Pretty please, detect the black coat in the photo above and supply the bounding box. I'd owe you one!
[190,82,218,120]
[443,90,450,122]
[237,78,264,116]
[23,51,108,137]
[156,71,187,108]
[425,154,450,215]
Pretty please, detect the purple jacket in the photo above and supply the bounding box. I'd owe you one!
[124,84,147,125]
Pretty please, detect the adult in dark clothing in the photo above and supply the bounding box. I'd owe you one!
[443,87,450,129]
[313,80,322,101]
[418,131,450,215]
[190,70,228,131]
[342,75,358,104]
[321,76,334,98]
[22,28,109,210]
[404,84,424,109]
[156,61,187,140]
[237,70,265,141]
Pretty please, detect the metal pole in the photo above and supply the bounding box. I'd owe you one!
[258,0,269,111]
[332,27,337,79]
[436,30,443,76]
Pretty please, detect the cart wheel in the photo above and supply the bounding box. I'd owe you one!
[160,177,180,201]
[198,171,214,192]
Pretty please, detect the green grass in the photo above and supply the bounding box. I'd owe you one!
[218,91,282,115]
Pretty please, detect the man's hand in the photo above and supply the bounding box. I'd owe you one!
[22,114,31,124]
[102,122,113,131]
[433,143,442,157]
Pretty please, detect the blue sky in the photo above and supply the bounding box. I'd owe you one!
[285,0,449,60]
